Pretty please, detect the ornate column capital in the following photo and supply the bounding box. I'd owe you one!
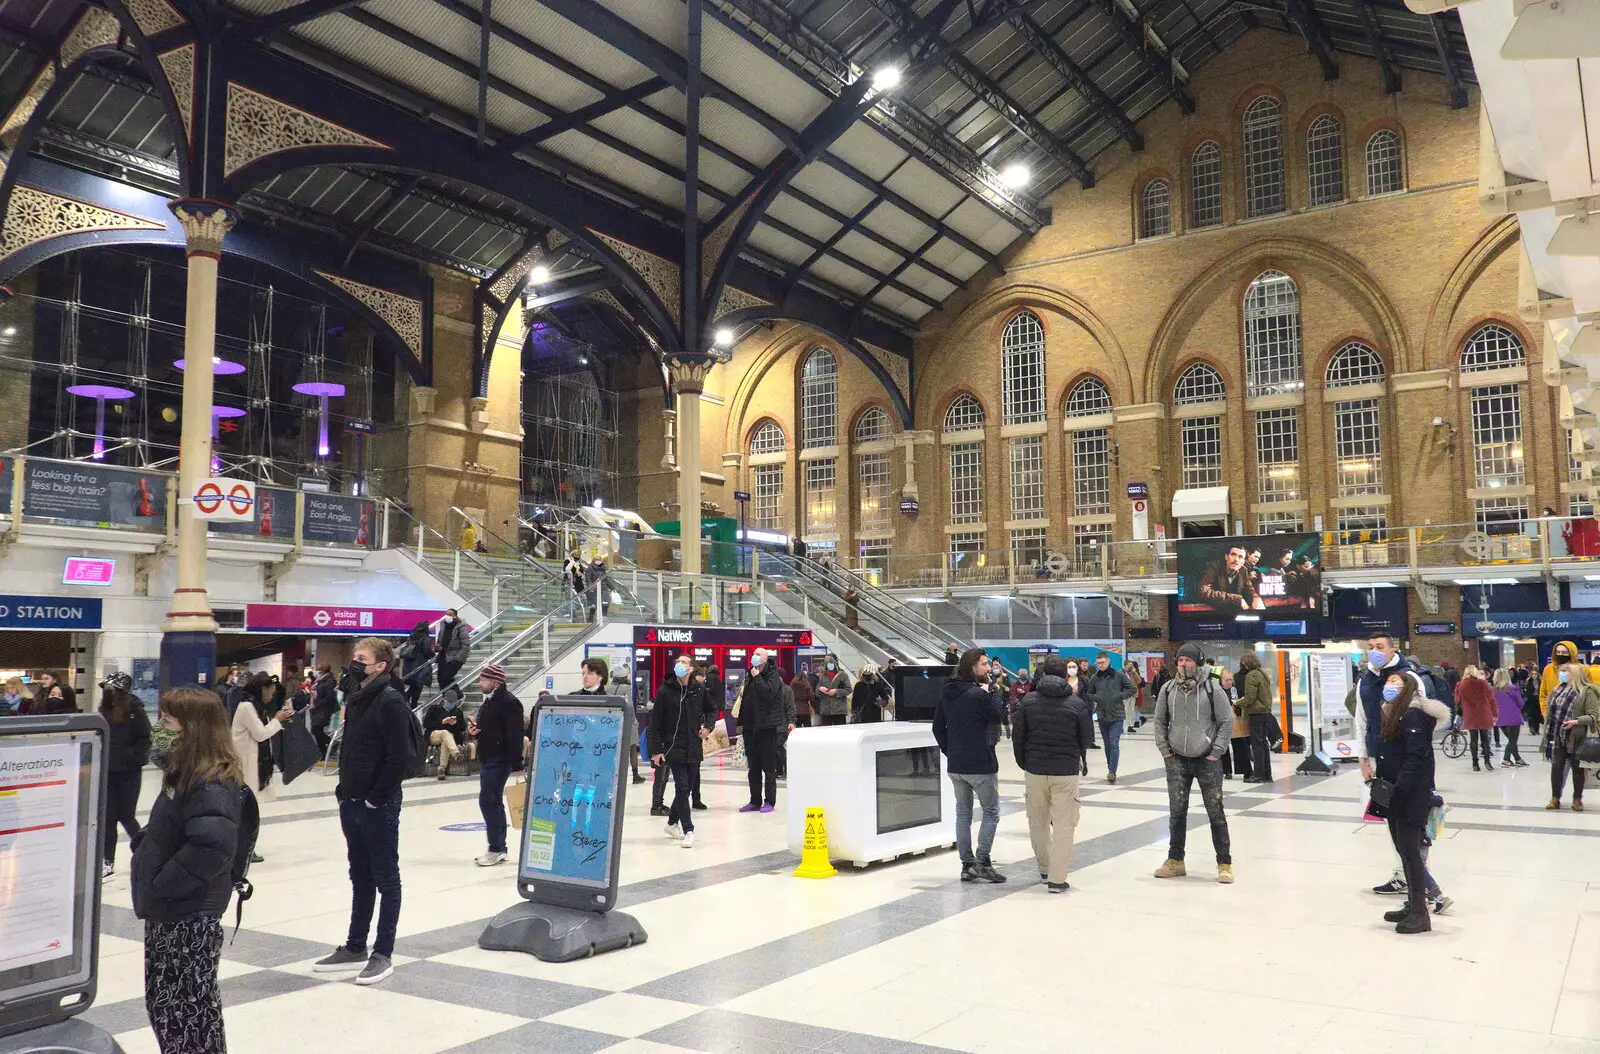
[667,355,715,395]
[168,199,238,259]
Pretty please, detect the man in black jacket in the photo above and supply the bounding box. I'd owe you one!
[1013,658,1094,892]
[933,648,1007,884]
[469,662,524,867]
[424,692,474,779]
[649,654,715,848]
[315,637,411,986]
[738,649,795,813]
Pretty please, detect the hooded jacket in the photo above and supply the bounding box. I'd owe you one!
[1012,675,1094,776]
[932,678,1004,774]
[1538,641,1600,716]
[1153,668,1231,760]
[740,662,794,734]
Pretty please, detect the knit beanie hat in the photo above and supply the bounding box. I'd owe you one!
[482,663,507,686]
[1176,642,1207,666]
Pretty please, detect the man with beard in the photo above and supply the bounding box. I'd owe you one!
[1197,545,1263,615]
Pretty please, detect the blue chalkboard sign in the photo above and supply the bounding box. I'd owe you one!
[517,697,630,912]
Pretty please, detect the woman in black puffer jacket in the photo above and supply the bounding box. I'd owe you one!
[132,687,245,1054]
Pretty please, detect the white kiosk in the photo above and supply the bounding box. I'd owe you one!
[785,724,955,868]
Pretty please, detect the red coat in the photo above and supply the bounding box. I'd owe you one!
[1456,676,1497,730]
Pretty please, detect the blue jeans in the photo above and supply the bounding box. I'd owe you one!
[339,792,402,958]
[1099,719,1124,775]
[479,760,512,853]
[948,772,1000,865]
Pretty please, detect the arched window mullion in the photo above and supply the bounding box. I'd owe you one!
[1243,269,1303,396]
[1243,97,1285,217]
[1307,114,1344,206]
[800,348,838,449]
[1140,178,1172,238]
[1001,312,1046,425]
[1190,141,1222,228]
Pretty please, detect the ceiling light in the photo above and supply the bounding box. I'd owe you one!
[999,162,1032,188]
[1453,577,1522,586]
[1337,581,1399,590]
[713,327,734,347]
[871,66,901,91]
[1,326,14,337]
[1235,614,1261,622]
[529,264,551,285]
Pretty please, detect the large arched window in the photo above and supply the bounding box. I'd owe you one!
[1001,311,1046,424]
[1140,178,1172,238]
[747,420,786,530]
[1461,324,1529,531]
[1173,364,1226,489]
[1190,141,1223,228]
[1242,96,1285,218]
[853,407,889,444]
[1327,342,1385,500]
[1325,341,1385,388]
[1365,130,1403,196]
[800,348,837,448]
[1306,114,1344,206]
[944,394,985,527]
[1065,377,1112,418]
[1243,270,1302,396]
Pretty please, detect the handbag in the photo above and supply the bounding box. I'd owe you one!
[1367,777,1395,810]
[1576,736,1600,765]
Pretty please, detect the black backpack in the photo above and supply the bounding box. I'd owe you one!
[229,784,261,942]
[400,692,428,779]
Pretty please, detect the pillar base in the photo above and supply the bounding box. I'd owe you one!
[160,629,217,692]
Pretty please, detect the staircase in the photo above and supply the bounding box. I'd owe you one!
[437,594,599,710]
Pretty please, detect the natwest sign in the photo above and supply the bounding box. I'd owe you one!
[246,603,445,635]
[635,625,811,647]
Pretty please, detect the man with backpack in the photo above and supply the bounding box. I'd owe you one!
[315,637,415,986]
[1153,643,1235,884]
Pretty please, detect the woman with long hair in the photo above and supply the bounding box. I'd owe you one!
[231,672,291,862]
[1455,665,1497,771]
[1542,660,1600,810]
[100,672,151,877]
[1492,667,1528,767]
[132,687,245,1054]
[1377,671,1441,934]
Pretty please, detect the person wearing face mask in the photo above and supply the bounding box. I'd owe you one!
[1063,661,1098,753]
[1082,652,1135,783]
[851,663,892,724]
[1542,660,1600,810]
[815,655,852,726]
[649,654,716,848]
[315,637,411,985]
[1153,643,1234,883]
[33,669,76,713]
[737,649,795,813]
[434,609,471,693]
[424,687,474,779]
[1372,672,1448,934]
[1539,641,1600,718]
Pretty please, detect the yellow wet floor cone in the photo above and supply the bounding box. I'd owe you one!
[793,806,838,879]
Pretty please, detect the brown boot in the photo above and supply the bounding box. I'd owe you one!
[1574,797,1585,812]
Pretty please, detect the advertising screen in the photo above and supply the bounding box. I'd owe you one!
[1177,533,1321,617]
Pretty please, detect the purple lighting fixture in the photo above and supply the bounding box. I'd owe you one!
[65,384,135,460]
[174,356,247,375]
[211,405,246,473]
[292,381,345,457]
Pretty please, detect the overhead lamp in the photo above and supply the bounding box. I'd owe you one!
[713,327,734,347]
[1501,0,1600,59]
[1235,614,1261,622]
[1,326,15,337]
[871,66,901,91]
[1548,210,1600,258]
[999,162,1032,189]
[528,264,551,285]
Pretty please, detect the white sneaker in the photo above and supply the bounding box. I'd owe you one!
[101,861,113,879]
[475,850,507,867]
[665,822,682,839]
[680,830,695,848]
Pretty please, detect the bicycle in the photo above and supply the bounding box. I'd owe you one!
[1439,717,1468,759]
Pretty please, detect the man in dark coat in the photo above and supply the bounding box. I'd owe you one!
[933,648,1007,884]
[649,654,716,848]
[737,650,795,813]
[1013,657,1094,891]
[468,663,524,867]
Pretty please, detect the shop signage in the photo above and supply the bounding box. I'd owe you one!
[1413,622,1457,635]
[732,490,751,502]
[633,625,812,647]
[1462,610,1600,636]
[209,486,296,538]
[1126,626,1163,639]
[245,603,443,635]
[61,557,115,586]
[301,493,373,546]
[1571,581,1600,609]
[1126,482,1149,499]
[343,420,377,436]
[3,459,167,529]
[0,594,103,631]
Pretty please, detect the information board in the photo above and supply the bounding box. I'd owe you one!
[0,715,106,1039]
[518,698,629,912]
[1310,652,1356,760]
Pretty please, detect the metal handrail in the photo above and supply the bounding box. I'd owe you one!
[766,554,950,659]
[429,592,592,707]
[447,505,568,592]
[378,499,534,615]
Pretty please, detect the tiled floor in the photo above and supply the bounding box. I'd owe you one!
[88,732,1600,1053]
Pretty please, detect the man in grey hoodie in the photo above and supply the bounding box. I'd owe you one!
[1153,642,1234,883]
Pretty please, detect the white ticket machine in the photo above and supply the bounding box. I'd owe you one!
[785,724,955,868]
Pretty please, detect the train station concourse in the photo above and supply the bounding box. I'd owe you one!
[3,0,1600,1051]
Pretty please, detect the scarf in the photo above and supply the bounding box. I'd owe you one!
[1547,683,1578,758]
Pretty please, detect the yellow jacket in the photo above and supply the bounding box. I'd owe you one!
[1538,640,1600,715]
